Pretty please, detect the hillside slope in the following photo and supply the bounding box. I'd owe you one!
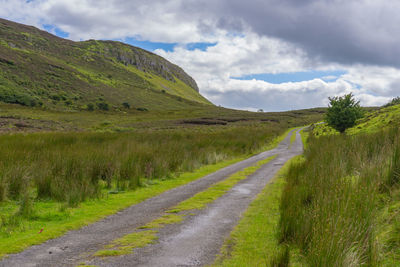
[311,104,398,136]
[0,18,210,111]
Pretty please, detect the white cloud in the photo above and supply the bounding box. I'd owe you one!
[1,0,400,111]
[1,0,217,43]
[157,33,400,111]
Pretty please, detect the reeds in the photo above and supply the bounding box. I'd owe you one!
[279,128,400,266]
[0,125,280,207]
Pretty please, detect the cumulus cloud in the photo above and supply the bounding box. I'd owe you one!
[0,0,215,42]
[192,0,400,68]
[157,34,399,111]
[0,0,399,111]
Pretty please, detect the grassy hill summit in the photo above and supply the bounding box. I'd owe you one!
[0,18,210,111]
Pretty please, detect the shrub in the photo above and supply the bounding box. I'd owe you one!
[325,93,363,133]
[122,102,130,109]
[87,103,95,111]
[0,88,37,107]
[96,101,109,111]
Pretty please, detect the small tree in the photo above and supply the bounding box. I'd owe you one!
[325,93,363,133]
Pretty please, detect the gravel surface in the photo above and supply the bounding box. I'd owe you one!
[0,128,303,267]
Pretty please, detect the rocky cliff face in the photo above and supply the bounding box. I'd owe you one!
[98,41,199,92]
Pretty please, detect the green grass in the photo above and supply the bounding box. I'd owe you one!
[212,155,302,267]
[91,154,279,259]
[289,128,297,148]
[124,64,210,105]
[0,156,245,259]
[167,155,277,213]
[0,127,300,259]
[347,104,400,135]
[311,122,339,137]
[311,104,400,137]
[300,127,310,150]
[93,230,157,257]
[138,214,184,229]
[278,127,400,266]
[0,101,325,133]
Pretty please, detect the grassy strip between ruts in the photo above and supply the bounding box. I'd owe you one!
[167,155,277,214]
[0,128,296,259]
[211,155,304,267]
[91,155,277,258]
[289,129,297,148]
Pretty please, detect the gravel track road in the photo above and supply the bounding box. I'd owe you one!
[0,128,304,267]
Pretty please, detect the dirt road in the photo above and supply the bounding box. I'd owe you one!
[0,128,304,267]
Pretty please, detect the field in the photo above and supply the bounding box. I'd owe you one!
[0,104,324,257]
[276,110,400,266]
[207,104,400,266]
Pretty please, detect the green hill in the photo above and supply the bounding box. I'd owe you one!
[346,103,400,134]
[0,18,211,111]
[311,104,397,136]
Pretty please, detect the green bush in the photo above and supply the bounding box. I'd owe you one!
[0,88,37,107]
[87,103,95,111]
[96,101,109,111]
[325,93,363,133]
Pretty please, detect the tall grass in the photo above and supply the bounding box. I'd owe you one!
[0,124,282,207]
[279,128,400,266]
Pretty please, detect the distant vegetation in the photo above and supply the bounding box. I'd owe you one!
[384,96,400,107]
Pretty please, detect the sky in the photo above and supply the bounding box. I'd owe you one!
[1,0,399,111]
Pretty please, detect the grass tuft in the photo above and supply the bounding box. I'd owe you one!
[139,214,184,229]
[93,230,157,257]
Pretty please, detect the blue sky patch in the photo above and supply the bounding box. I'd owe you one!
[232,70,347,84]
[39,27,216,53]
[42,24,69,38]
[123,37,177,52]
[186,42,217,51]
